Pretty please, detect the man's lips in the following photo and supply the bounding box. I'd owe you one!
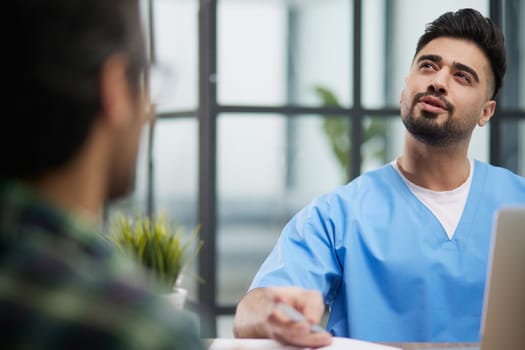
[418,95,448,113]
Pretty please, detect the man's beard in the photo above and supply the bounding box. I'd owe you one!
[108,169,136,202]
[401,92,470,147]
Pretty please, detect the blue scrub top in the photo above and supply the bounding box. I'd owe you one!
[250,161,525,342]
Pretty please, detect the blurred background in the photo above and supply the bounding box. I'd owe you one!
[108,0,525,337]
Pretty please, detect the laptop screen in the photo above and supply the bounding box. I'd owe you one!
[479,207,525,350]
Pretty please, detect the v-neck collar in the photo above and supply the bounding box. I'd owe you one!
[387,161,486,243]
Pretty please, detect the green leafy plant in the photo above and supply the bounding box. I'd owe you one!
[107,212,203,293]
[314,86,388,181]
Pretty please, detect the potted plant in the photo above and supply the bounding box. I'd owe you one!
[107,211,203,309]
[314,85,388,181]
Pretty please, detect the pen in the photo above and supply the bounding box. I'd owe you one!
[275,302,326,333]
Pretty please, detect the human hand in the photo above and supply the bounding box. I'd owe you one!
[264,286,332,347]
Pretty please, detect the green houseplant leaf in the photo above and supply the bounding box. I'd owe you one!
[314,85,388,180]
[107,212,203,293]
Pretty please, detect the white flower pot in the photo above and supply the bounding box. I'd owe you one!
[163,287,188,310]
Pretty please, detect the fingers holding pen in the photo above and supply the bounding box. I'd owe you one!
[270,287,326,324]
[268,309,332,348]
[265,287,332,347]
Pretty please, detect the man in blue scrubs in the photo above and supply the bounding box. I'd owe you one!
[233,8,525,347]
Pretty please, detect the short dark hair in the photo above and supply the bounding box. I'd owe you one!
[4,0,147,178]
[414,8,506,99]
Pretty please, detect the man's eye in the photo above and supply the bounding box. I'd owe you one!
[420,62,436,70]
[455,72,471,83]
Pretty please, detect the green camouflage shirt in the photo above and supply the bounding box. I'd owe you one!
[0,180,204,350]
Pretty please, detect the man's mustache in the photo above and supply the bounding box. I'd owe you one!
[412,92,455,115]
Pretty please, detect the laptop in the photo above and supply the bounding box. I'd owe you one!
[478,206,525,350]
[423,207,525,350]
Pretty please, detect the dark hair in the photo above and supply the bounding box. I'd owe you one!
[414,8,506,99]
[4,0,147,178]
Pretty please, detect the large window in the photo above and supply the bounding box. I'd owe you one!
[109,0,525,337]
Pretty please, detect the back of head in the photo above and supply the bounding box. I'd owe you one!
[414,8,506,99]
[4,0,146,179]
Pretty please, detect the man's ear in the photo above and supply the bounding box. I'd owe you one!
[478,100,496,127]
[99,55,132,127]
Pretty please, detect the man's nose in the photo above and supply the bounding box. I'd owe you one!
[428,71,448,95]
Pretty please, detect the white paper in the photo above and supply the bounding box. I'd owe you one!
[208,338,300,350]
[318,337,401,350]
[208,337,401,350]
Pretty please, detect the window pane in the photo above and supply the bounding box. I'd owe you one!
[152,118,198,226]
[361,116,393,172]
[218,0,352,107]
[469,123,491,163]
[500,120,525,176]
[381,118,405,163]
[154,118,199,300]
[216,114,348,305]
[153,0,198,112]
[362,0,387,108]
[290,0,352,107]
[217,315,235,338]
[501,0,525,109]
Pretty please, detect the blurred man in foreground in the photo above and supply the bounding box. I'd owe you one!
[1,1,203,349]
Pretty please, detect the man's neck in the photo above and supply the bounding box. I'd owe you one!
[398,136,471,191]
